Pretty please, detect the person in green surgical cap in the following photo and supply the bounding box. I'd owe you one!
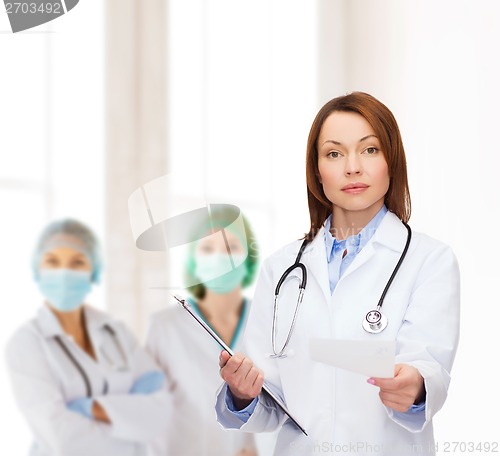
[146,206,261,456]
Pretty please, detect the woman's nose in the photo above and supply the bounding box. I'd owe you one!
[345,154,361,175]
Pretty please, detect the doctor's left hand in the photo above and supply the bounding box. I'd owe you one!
[368,363,426,413]
[129,370,166,395]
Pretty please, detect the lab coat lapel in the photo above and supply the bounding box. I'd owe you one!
[84,305,112,332]
[36,305,65,338]
[302,227,331,304]
[84,307,125,368]
[339,211,408,282]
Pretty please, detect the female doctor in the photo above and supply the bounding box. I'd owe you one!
[5,219,170,456]
[216,92,460,455]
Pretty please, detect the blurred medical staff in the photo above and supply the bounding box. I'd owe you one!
[146,206,259,456]
[5,219,171,456]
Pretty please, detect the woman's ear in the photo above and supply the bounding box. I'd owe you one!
[316,172,322,184]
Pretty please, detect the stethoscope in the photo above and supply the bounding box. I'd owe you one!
[270,223,412,359]
[54,324,128,397]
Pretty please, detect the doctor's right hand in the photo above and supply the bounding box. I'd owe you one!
[219,351,264,410]
[67,397,94,419]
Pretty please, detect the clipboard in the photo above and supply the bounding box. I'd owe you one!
[173,294,307,436]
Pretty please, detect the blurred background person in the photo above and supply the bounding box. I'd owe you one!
[146,206,260,456]
[4,219,171,456]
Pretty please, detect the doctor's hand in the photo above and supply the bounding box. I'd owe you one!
[219,350,264,410]
[67,397,94,419]
[129,370,166,395]
[368,363,426,413]
[67,397,111,423]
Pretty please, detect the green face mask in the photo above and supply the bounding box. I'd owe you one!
[194,253,247,294]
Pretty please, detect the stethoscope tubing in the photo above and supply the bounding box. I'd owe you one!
[272,222,412,355]
[55,335,93,397]
[55,324,126,398]
[374,222,412,310]
[271,240,308,358]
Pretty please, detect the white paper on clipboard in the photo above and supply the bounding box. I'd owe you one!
[309,339,396,378]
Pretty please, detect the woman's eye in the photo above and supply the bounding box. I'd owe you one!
[364,147,378,154]
[42,258,59,267]
[70,260,87,269]
[327,151,340,158]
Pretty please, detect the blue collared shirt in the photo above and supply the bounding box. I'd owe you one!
[324,205,387,294]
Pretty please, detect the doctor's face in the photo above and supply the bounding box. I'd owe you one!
[195,229,245,257]
[317,111,390,220]
[39,247,92,272]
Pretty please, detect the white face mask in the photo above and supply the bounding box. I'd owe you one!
[194,253,247,294]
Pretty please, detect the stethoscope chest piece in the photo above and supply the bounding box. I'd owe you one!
[362,309,388,334]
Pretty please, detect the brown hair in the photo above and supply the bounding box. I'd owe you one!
[305,92,411,240]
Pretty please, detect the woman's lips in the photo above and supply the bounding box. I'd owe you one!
[341,183,369,194]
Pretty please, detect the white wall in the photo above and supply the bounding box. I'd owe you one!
[0,3,104,453]
[167,0,319,266]
[342,0,500,446]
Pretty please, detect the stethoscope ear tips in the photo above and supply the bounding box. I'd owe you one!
[362,310,388,334]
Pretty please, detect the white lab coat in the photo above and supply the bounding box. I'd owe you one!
[216,211,460,456]
[5,304,171,456]
[146,300,257,456]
